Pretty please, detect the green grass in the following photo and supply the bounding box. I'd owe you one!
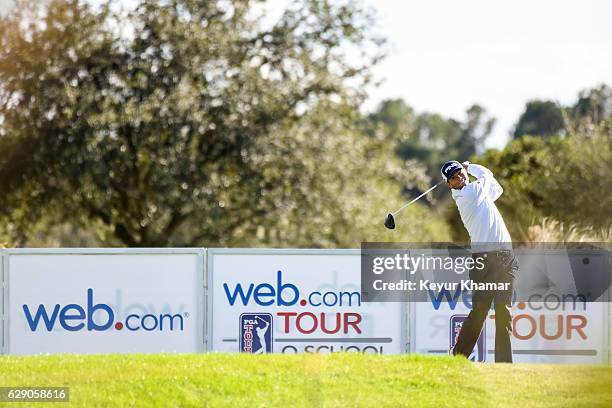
[1,353,611,407]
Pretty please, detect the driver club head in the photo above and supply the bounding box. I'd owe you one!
[384,213,395,229]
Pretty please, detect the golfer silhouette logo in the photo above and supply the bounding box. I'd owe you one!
[253,316,271,354]
[239,313,273,353]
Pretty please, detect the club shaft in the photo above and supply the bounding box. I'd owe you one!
[391,181,443,216]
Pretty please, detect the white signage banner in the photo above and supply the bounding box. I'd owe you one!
[208,249,405,354]
[413,299,608,364]
[412,251,609,364]
[5,249,203,355]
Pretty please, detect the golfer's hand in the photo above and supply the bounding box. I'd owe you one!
[462,161,470,169]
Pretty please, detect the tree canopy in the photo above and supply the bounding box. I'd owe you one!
[512,85,612,139]
[513,100,565,139]
[0,0,609,247]
[446,124,612,241]
[366,99,494,200]
[0,0,450,247]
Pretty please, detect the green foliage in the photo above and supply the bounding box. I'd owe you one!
[570,84,612,129]
[448,126,612,241]
[1,0,444,247]
[542,124,611,231]
[513,100,565,139]
[2,1,607,247]
[368,99,494,182]
[367,100,495,237]
[245,101,450,246]
[471,136,564,240]
[513,85,612,140]
[446,84,611,242]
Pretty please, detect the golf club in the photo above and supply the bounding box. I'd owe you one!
[384,181,444,229]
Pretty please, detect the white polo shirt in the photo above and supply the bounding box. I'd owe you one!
[451,164,512,251]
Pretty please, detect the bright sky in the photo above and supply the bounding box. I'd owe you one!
[362,0,612,148]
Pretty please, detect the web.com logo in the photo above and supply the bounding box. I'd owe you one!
[223,270,360,308]
[22,289,186,332]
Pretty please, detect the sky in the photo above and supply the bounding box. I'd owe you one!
[361,0,612,148]
[0,0,10,13]
[1,0,611,149]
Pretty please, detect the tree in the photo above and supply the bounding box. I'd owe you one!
[461,104,495,156]
[570,84,612,130]
[513,100,565,139]
[365,99,415,142]
[3,0,434,247]
[367,100,494,200]
[451,126,612,241]
[250,100,450,246]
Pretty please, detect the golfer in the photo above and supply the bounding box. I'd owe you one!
[441,160,518,363]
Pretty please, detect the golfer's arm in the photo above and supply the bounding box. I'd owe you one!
[467,164,503,201]
[466,163,492,179]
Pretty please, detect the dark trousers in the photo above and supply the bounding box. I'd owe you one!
[453,250,518,363]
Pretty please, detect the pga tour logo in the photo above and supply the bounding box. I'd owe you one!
[240,313,273,353]
[450,314,486,362]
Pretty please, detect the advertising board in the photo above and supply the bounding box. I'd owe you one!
[412,250,609,363]
[4,249,204,355]
[208,249,405,354]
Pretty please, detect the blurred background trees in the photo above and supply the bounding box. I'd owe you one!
[471,123,611,242]
[0,0,609,247]
[512,100,565,139]
[0,0,447,247]
[446,86,612,242]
